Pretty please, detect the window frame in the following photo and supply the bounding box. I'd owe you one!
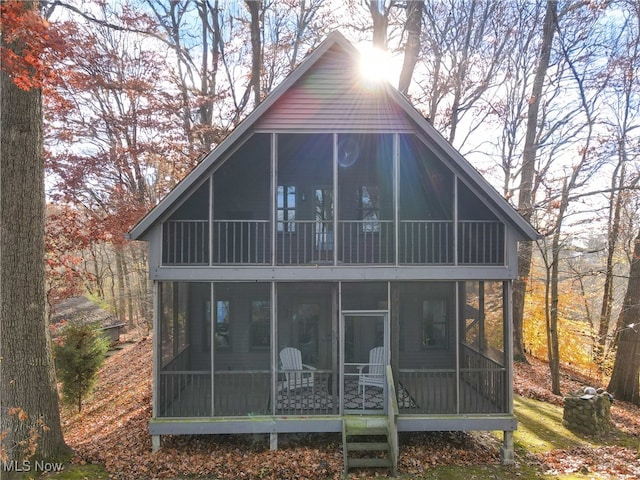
[422,298,448,349]
[277,185,296,233]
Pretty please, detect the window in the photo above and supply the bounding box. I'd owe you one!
[250,300,270,349]
[358,186,380,232]
[422,299,447,347]
[215,300,230,349]
[294,303,319,364]
[315,188,333,250]
[277,185,296,232]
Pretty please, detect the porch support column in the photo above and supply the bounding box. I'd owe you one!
[504,280,514,412]
[393,133,399,265]
[332,133,338,267]
[152,435,161,453]
[502,280,515,465]
[271,133,277,266]
[152,281,159,419]
[501,430,515,465]
[270,432,278,451]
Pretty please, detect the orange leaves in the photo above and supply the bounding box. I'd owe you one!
[8,407,28,421]
[0,0,65,91]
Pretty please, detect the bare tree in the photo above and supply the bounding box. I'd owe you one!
[513,0,558,362]
[596,0,640,367]
[398,0,423,95]
[245,0,262,105]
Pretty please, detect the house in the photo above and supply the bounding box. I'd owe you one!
[50,296,125,344]
[128,31,537,471]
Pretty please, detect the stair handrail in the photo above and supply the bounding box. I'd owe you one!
[386,365,399,475]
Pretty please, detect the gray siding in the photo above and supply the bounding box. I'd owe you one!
[256,46,413,132]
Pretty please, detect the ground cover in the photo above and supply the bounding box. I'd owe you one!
[45,338,640,479]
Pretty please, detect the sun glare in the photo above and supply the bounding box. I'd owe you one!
[359,46,395,85]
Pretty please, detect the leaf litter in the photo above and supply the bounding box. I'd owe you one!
[61,338,640,479]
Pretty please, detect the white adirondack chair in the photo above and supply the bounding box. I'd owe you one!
[358,346,385,394]
[279,347,316,391]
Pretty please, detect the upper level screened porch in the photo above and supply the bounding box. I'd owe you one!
[161,132,507,268]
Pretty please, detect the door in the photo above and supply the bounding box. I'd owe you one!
[341,311,389,414]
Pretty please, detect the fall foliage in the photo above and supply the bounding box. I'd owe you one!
[60,339,640,479]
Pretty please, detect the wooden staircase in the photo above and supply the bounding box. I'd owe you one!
[342,416,396,475]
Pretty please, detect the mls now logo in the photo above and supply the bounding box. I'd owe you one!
[1,460,64,473]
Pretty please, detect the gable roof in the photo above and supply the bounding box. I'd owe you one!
[128,31,537,242]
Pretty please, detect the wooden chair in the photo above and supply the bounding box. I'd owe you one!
[358,346,385,394]
[279,347,316,391]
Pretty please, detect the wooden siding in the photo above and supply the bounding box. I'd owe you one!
[256,46,413,132]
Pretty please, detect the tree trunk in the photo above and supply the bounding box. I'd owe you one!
[0,2,70,463]
[368,0,389,49]
[245,0,262,105]
[596,159,625,366]
[397,0,423,95]
[607,228,640,405]
[513,0,557,362]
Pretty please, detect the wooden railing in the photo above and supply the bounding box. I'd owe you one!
[386,366,399,475]
[397,369,457,414]
[399,220,453,264]
[460,345,507,413]
[338,220,394,264]
[276,220,333,264]
[158,369,341,417]
[162,220,209,265]
[158,370,211,417]
[213,371,271,416]
[213,220,270,264]
[458,221,505,264]
[161,219,505,266]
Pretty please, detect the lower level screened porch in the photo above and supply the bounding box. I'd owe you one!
[156,280,511,420]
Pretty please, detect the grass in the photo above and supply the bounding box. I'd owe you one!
[25,463,109,479]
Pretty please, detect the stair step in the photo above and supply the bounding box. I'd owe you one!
[346,427,387,436]
[347,441,390,451]
[347,457,393,468]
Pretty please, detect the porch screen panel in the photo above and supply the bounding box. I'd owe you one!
[213,282,271,416]
[276,283,336,415]
[162,182,210,265]
[213,134,271,264]
[158,282,211,418]
[457,182,505,265]
[337,134,394,264]
[396,282,457,415]
[276,134,333,265]
[459,281,507,414]
[398,134,454,264]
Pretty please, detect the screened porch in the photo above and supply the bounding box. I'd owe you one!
[156,280,509,420]
[160,132,506,267]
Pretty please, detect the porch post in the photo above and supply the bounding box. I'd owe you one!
[271,133,277,266]
[501,430,515,465]
[504,280,514,412]
[332,133,338,267]
[454,281,460,414]
[502,280,516,464]
[393,133,399,265]
[271,282,278,416]
[210,282,215,416]
[152,281,159,419]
